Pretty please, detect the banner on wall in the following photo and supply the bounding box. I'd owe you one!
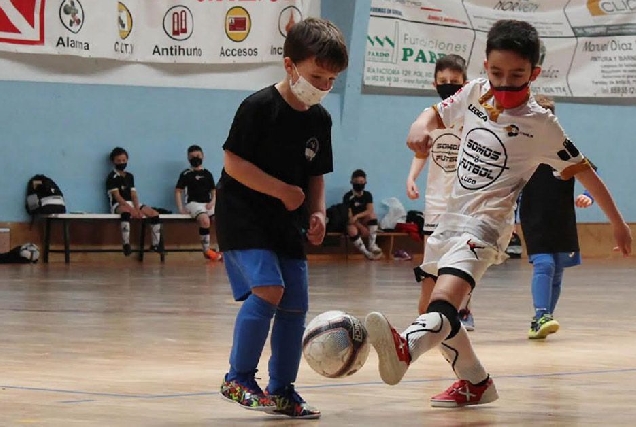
[0,0,307,63]
[364,0,636,97]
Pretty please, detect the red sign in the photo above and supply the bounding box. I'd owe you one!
[0,0,45,45]
[228,16,246,32]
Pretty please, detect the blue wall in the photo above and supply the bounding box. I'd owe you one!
[1,0,634,223]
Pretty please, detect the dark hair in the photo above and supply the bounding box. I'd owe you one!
[534,94,555,113]
[486,20,541,68]
[434,54,467,81]
[187,145,203,154]
[284,18,348,73]
[351,169,366,180]
[110,146,128,161]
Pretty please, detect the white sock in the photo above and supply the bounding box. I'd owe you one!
[368,224,378,247]
[151,224,161,246]
[352,236,368,254]
[120,221,130,245]
[401,312,452,362]
[200,233,210,251]
[439,326,488,384]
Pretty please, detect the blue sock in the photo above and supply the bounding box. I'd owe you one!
[227,294,277,381]
[267,309,306,394]
[549,266,564,315]
[531,254,556,319]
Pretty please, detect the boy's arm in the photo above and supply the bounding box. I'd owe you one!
[575,168,631,255]
[406,156,428,199]
[175,188,185,213]
[209,189,216,210]
[224,150,304,211]
[109,189,128,207]
[131,189,141,211]
[406,108,444,155]
[306,175,326,246]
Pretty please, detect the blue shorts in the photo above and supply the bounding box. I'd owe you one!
[529,252,581,269]
[223,249,309,311]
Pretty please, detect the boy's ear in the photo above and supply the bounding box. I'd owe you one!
[530,66,541,82]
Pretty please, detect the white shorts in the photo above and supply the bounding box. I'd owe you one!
[420,231,501,287]
[423,213,442,236]
[111,200,140,214]
[185,202,214,218]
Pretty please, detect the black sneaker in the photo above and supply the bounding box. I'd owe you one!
[149,245,160,252]
[123,244,132,257]
[265,385,321,419]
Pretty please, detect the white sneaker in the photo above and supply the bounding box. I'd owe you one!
[365,312,411,385]
[368,243,382,255]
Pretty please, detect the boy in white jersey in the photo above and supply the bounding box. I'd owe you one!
[406,54,476,330]
[365,19,632,408]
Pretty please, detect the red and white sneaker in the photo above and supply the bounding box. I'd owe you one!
[430,377,498,408]
[364,312,411,385]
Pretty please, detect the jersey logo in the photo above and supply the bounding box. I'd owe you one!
[458,128,508,191]
[557,139,580,161]
[305,137,319,161]
[431,132,460,173]
[467,239,485,259]
[468,104,488,122]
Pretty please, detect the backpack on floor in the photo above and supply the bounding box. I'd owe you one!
[25,174,66,216]
[326,202,348,233]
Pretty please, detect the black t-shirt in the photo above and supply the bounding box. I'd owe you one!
[215,85,333,258]
[343,190,373,216]
[519,164,579,254]
[106,170,135,207]
[176,168,215,203]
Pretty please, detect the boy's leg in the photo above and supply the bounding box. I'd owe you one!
[347,222,375,260]
[435,326,497,407]
[140,206,162,249]
[528,254,560,339]
[114,204,132,256]
[265,257,320,419]
[458,292,475,331]
[365,217,382,255]
[220,249,283,412]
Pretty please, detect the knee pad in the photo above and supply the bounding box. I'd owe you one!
[120,212,131,221]
[414,266,437,283]
[426,299,460,339]
[349,233,361,242]
[199,227,210,236]
[367,218,378,226]
[150,216,161,225]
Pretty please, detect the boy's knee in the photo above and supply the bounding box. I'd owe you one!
[198,215,210,228]
[252,285,284,306]
[532,254,556,275]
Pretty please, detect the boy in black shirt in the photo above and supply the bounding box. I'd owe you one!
[343,169,383,259]
[175,145,221,261]
[106,147,161,256]
[216,18,348,418]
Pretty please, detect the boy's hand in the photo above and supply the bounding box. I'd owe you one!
[575,194,593,208]
[612,222,632,256]
[406,179,420,200]
[281,185,305,211]
[406,122,432,154]
[131,209,143,219]
[307,212,326,246]
[179,208,187,215]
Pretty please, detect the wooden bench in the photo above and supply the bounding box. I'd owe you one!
[42,213,203,263]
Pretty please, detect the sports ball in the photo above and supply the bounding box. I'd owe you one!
[302,310,370,378]
[20,243,40,263]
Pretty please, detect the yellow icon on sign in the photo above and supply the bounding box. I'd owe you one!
[118,2,133,40]
[225,6,251,42]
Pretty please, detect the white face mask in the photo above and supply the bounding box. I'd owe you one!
[289,65,331,107]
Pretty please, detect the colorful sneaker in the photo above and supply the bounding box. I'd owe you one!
[430,377,498,407]
[392,249,412,261]
[122,244,132,257]
[459,309,475,331]
[265,385,320,419]
[204,249,223,261]
[219,375,276,412]
[528,314,560,339]
[368,243,383,255]
[364,312,411,385]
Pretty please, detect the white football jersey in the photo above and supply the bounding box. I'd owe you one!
[433,78,588,249]
[425,127,461,216]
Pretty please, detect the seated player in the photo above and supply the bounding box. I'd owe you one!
[343,169,383,260]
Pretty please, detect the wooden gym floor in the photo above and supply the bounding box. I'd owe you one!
[0,257,635,426]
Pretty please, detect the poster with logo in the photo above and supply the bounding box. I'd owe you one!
[0,0,309,64]
[364,0,636,97]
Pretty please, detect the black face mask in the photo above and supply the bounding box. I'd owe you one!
[115,163,127,171]
[189,157,202,167]
[436,83,463,100]
[352,183,365,192]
